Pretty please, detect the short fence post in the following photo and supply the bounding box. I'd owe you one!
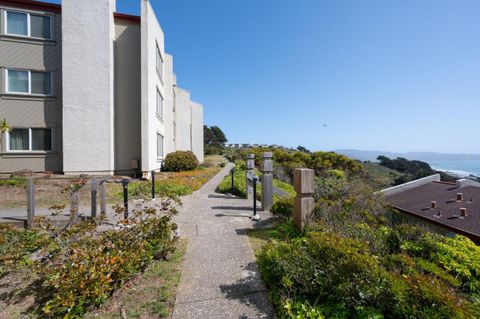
[246,154,255,199]
[122,179,130,220]
[151,170,156,199]
[91,177,97,218]
[99,181,107,218]
[26,178,35,229]
[293,168,315,231]
[261,152,274,211]
[70,191,80,221]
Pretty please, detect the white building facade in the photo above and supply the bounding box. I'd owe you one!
[0,0,204,175]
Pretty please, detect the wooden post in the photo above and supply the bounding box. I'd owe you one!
[91,177,97,218]
[261,152,273,211]
[99,181,107,218]
[246,154,255,199]
[26,177,35,229]
[293,168,315,231]
[70,191,80,221]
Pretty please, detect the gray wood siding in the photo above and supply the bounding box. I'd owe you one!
[114,22,141,172]
[0,6,62,173]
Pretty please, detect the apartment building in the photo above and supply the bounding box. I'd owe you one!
[0,0,204,176]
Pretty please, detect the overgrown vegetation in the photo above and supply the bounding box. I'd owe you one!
[249,163,480,318]
[0,199,180,318]
[163,150,199,172]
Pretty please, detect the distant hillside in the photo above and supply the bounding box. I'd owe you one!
[336,149,480,162]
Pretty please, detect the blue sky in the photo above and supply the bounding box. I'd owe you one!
[50,0,480,154]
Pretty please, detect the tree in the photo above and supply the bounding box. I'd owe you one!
[204,125,227,146]
[297,145,310,153]
[0,118,10,144]
[203,125,228,155]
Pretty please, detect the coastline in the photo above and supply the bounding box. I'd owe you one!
[431,166,479,179]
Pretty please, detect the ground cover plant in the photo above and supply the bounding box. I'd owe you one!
[0,198,181,319]
[250,168,480,318]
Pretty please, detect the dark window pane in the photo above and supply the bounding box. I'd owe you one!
[31,129,52,151]
[8,70,29,93]
[6,11,27,36]
[9,129,29,151]
[30,15,51,39]
[31,72,51,95]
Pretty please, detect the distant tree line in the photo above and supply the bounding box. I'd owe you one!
[377,155,456,184]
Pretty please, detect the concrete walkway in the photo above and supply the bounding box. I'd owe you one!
[172,163,274,319]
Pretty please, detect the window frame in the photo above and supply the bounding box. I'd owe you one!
[5,69,53,96]
[156,133,164,159]
[155,42,163,82]
[4,10,54,40]
[5,127,53,153]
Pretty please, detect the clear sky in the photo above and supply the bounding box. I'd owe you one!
[49,0,480,154]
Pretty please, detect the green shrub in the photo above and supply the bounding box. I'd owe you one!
[163,151,199,172]
[38,202,179,318]
[257,231,478,319]
[271,197,294,219]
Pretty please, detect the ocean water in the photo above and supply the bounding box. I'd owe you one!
[427,160,480,177]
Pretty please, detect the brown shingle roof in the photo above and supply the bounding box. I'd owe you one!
[385,181,480,241]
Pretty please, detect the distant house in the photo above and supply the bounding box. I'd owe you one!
[382,175,480,243]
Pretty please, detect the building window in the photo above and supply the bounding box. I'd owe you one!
[156,88,163,120]
[157,133,164,158]
[156,42,163,81]
[6,69,52,95]
[5,11,52,40]
[7,128,52,152]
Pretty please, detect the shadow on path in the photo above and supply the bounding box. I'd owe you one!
[219,262,272,319]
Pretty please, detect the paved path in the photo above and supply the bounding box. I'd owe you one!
[172,163,274,319]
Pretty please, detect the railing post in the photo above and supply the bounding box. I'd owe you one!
[151,170,156,199]
[122,179,130,220]
[26,177,35,229]
[261,152,273,211]
[246,154,255,199]
[70,190,80,221]
[293,168,315,231]
[91,177,97,218]
[99,181,107,218]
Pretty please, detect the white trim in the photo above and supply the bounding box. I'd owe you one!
[156,86,164,122]
[156,132,164,159]
[5,68,53,96]
[4,10,53,40]
[5,127,54,153]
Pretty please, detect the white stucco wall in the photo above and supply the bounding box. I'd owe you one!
[191,101,204,163]
[140,0,167,173]
[164,54,175,155]
[173,87,192,152]
[62,0,116,174]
